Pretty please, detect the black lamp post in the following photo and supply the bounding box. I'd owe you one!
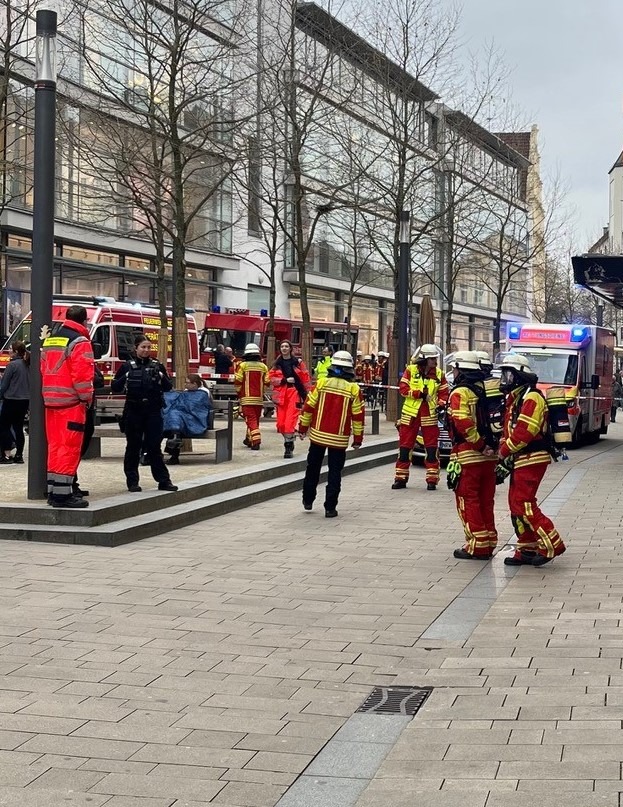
[27,10,57,500]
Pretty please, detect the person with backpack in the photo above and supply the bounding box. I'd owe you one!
[111,335,178,493]
[446,351,498,560]
[497,354,566,567]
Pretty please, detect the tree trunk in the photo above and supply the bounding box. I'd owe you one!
[444,296,454,354]
[493,299,503,352]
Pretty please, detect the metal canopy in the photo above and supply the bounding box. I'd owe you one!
[572,253,623,308]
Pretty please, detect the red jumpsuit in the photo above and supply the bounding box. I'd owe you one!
[448,383,498,557]
[269,361,310,436]
[499,386,566,561]
[393,365,449,486]
[41,320,95,500]
[234,360,270,446]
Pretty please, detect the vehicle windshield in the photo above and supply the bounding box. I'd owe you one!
[522,351,578,385]
[200,329,261,356]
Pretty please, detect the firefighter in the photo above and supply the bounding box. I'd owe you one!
[112,335,178,493]
[41,305,95,508]
[235,343,270,450]
[299,350,364,517]
[497,354,567,567]
[314,346,333,381]
[354,351,364,383]
[446,351,498,559]
[392,343,449,491]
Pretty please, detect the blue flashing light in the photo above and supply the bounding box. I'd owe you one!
[508,324,521,339]
[212,305,221,313]
[260,308,268,317]
[570,326,588,343]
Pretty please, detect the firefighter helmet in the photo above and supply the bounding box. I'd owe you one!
[332,350,354,368]
[244,343,260,355]
[414,343,438,362]
[499,353,535,392]
[363,355,372,361]
[499,353,532,374]
[451,350,481,371]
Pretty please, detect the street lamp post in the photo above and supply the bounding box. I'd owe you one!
[27,10,57,500]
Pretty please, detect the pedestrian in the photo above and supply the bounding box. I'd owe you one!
[314,345,333,381]
[269,340,309,458]
[41,305,94,508]
[0,340,30,464]
[111,334,178,493]
[612,374,622,423]
[214,343,233,375]
[446,351,498,560]
[392,343,449,491]
[497,354,566,567]
[235,343,270,450]
[164,373,212,465]
[299,350,364,517]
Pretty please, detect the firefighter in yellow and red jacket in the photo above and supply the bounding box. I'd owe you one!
[299,351,364,518]
[41,305,95,508]
[392,343,449,491]
[234,343,270,450]
[497,354,566,567]
[446,351,498,560]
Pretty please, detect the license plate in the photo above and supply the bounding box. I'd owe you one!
[440,441,452,450]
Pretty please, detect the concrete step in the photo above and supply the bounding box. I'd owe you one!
[0,445,396,546]
[0,437,396,528]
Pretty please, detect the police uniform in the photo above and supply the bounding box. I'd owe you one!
[112,357,174,490]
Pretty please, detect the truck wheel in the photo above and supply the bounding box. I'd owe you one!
[570,416,583,448]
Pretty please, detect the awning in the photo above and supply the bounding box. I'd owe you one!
[572,253,623,308]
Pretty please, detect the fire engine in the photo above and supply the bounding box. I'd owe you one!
[0,297,201,418]
[504,322,615,444]
[199,308,359,376]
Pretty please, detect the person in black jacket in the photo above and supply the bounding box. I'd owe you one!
[0,340,30,463]
[111,335,178,493]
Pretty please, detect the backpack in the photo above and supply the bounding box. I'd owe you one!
[448,381,497,450]
[511,385,559,461]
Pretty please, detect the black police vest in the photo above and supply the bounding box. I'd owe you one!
[126,359,161,400]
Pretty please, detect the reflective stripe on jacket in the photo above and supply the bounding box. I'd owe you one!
[41,321,94,408]
[400,365,449,420]
[234,361,270,405]
[299,375,364,449]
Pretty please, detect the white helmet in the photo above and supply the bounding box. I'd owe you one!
[244,343,260,355]
[451,350,481,371]
[414,343,438,361]
[378,351,387,358]
[363,355,372,361]
[476,350,492,364]
[356,350,363,357]
[499,353,532,374]
[332,350,354,368]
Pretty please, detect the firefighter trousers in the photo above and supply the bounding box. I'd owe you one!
[241,405,263,446]
[302,442,346,511]
[394,413,439,484]
[455,460,498,557]
[46,403,87,500]
[509,462,566,559]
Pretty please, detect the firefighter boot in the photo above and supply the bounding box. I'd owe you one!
[284,441,294,459]
[391,480,407,489]
[504,550,537,566]
[427,482,437,491]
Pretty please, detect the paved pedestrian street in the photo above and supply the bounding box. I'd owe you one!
[0,429,623,806]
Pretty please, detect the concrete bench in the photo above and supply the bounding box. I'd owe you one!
[85,401,234,464]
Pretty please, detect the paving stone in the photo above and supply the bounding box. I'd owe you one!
[274,775,368,807]
[90,772,226,801]
[18,734,144,760]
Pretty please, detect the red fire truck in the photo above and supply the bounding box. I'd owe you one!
[199,308,358,375]
[504,322,615,444]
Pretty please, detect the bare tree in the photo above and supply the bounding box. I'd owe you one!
[64,0,254,381]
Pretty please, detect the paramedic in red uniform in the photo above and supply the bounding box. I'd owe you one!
[392,343,449,491]
[41,305,94,508]
[498,354,567,567]
[235,343,270,450]
[299,351,364,517]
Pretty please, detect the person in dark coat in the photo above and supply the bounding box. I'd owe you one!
[0,340,30,463]
[111,335,178,493]
[214,344,233,374]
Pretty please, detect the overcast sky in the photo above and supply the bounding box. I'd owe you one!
[454,0,623,249]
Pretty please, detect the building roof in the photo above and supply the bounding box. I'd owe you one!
[295,3,438,104]
[445,112,531,169]
[496,132,532,160]
[609,149,623,174]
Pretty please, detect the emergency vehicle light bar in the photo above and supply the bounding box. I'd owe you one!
[570,326,588,342]
[508,324,521,339]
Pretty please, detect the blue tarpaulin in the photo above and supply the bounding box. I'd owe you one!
[162,390,212,436]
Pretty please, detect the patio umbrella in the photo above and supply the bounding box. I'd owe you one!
[418,294,436,346]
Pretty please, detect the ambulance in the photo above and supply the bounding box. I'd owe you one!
[504,322,615,444]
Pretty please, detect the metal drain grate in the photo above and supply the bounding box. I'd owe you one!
[356,686,433,716]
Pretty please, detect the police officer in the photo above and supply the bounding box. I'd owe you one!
[112,335,178,493]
